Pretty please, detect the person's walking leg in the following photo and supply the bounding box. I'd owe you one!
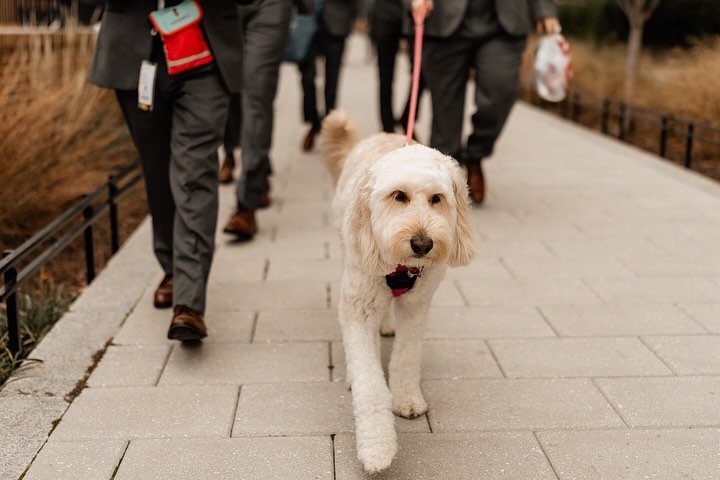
[219,93,241,184]
[467,33,526,162]
[115,90,175,308]
[235,0,291,211]
[374,31,400,133]
[322,27,347,113]
[423,36,473,158]
[167,67,229,336]
[299,41,321,151]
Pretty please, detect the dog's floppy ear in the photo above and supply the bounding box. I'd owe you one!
[448,162,478,267]
[347,172,387,276]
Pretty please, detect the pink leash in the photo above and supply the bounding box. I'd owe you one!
[404,4,428,145]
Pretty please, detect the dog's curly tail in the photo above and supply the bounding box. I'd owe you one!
[320,110,357,185]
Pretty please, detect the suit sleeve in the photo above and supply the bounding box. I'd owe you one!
[529,0,557,21]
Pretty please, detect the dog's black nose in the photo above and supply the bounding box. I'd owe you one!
[410,235,434,255]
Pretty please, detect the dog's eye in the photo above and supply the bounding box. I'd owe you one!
[431,194,442,204]
[394,191,409,203]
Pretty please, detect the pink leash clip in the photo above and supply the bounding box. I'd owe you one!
[405,3,427,145]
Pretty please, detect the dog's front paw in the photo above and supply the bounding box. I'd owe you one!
[357,434,398,474]
[392,392,428,419]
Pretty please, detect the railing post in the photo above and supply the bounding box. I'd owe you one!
[601,99,610,134]
[82,197,96,283]
[618,102,627,141]
[2,250,21,356]
[571,92,581,122]
[659,116,669,158]
[108,175,120,254]
[685,123,695,169]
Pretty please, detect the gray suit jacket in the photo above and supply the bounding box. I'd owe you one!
[405,0,557,38]
[322,0,356,37]
[88,0,247,92]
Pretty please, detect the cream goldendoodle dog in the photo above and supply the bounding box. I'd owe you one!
[321,111,477,473]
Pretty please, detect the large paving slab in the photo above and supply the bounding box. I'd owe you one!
[335,432,557,480]
[423,379,624,431]
[51,385,239,440]
[595,376,720,427]
[538,429,720,480]
[115,437,334,480]
[23,441,127,480]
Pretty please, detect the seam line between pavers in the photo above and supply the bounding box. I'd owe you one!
[483,340,508,378]
[109,441,131,480]
[579,277,610,303]
[262,259,270,281]
[452,280,470,306]
[154,344,174,386]
[497,257,518,279]
[674,303,715,334]
[424,411,433,433]
[327,342,334,382]
[638,336,679,376]
[590,377,630,429]
[229,385,243,438]
[532,431,561,480]
[330,434,337,480]
[534,306,561,337]
[249,311,259,343]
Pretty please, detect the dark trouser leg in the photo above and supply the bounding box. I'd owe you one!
[299,43,321,129]
[237,0,292,210]
[115,90,174,277]
[321,28,347,113]
[466,34,526,163]
[169,69,230,314]
[423,36,473,160]
[399,36,427,131]
[224,93,241,162]
[374,33,400,133]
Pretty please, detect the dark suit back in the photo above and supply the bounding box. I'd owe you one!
[322,0,356,37]
[368,0,403,39]
[88,0,244,92]
[407,0,557,38]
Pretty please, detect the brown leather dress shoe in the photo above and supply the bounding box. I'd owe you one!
[218,156,235,184]
[223,209,257,240]
[153,275,173,309]
[168,305,207,342]
[301,125,320,152]
[466,162,486,205]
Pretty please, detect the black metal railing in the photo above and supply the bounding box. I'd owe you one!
[0,161,142,356]
[523,88,720,174]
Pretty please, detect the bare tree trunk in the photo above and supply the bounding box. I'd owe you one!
[624,21,643,105]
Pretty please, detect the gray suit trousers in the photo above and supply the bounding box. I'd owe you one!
[116,60,229,313]
[423,31,526,162]
[235,0,292,210]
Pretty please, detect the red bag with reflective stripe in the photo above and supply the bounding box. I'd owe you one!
[148,0,215,75]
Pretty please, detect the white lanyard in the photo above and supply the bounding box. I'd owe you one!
[158,0,165,8]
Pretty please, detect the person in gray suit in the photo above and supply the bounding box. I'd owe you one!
[222,0,293,240]
[412,0,560,203]
[299,0,356,151]
[89,0,249,342]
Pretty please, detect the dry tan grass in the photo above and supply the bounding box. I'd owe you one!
[0,31,136,247]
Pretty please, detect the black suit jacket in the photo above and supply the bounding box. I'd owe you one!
[403,0,557,38]
[368,0,403,39]
[88,0,247,92]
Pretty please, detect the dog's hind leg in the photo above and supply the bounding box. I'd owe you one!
[339,290,397,473]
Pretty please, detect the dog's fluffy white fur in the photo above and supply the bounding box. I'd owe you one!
[321,111,477,473]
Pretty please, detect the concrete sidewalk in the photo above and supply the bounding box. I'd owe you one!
[7,36,720,479]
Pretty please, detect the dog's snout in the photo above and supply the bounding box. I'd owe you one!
[410,235,434,256]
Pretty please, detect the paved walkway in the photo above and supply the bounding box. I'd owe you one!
[9,36,720,479]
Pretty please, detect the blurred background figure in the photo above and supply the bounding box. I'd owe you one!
[416,0,560,204]
[368,0,425,135]
[222,0,293,241]
[299,0,357,152]
[218,94,241,185]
